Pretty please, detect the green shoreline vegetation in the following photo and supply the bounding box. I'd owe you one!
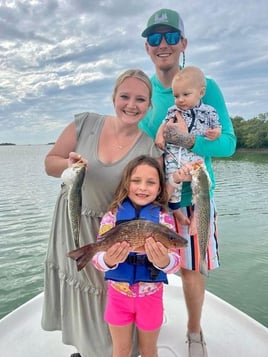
[232,113,268,149]
[1,113,268,149]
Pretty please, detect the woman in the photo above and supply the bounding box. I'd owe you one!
[41,69,162,357]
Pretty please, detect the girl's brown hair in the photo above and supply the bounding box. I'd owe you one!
[109,155,168,212]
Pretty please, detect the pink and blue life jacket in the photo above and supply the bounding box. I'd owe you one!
[105,199,168,285]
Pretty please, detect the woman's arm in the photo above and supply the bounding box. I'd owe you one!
[44,122,77,177]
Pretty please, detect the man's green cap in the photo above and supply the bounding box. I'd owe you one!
[141,8,185,37]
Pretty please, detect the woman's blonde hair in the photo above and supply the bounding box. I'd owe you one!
[109,155,168,212]
[112,69,152,107]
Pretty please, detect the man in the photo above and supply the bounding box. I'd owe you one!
[139,8,236,357]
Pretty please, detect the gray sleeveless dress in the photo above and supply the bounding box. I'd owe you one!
[41,113,162,357]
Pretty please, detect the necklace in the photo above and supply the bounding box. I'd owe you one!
[112,122,140,151]
[113,142,124,150]
[112,135,138,150]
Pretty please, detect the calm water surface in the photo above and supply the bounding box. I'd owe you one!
[0,146,267,327]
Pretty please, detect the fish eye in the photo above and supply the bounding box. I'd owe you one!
[168,236,175,241]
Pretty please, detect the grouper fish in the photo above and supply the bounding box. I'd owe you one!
[67,219,188,271]
[190,162,211,276]
[61,161,86,248]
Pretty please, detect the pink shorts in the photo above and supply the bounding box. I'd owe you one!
[104,286,163,331]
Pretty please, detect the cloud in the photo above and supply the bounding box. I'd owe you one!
[0,0,267,144]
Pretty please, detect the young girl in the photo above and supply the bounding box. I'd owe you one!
[92,155,181,357]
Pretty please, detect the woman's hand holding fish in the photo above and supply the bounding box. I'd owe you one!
[68,151,88,168]
[144,237,170,269]
[104,241,131,268]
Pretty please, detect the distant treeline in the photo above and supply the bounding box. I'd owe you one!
[1,114,268,149]
[232,113,268,149]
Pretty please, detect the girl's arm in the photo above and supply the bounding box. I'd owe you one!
[145,237,181,274]
[92,212,115,271]
[145,212,181,273]
[92,212,131,271]
[92,242,130,272]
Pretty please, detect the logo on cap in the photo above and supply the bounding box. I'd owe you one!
[154,12,168,24]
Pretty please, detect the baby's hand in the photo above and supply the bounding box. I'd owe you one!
[155,124,166,149]
[155,136,166,150]
[205,127,221,140]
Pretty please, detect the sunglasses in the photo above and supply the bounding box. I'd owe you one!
[147,31,181,47]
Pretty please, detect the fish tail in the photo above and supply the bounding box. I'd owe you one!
[67,244,95,271]
[199,259,209,277]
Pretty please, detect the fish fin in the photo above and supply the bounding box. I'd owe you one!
[199,259,209,277]
[67,244,95,271]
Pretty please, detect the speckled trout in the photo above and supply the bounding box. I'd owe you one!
[61,161,86,248]
[67,219,188,271]
[190,162,211,276]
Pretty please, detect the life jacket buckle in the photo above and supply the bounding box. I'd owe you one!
[126,254,147,265]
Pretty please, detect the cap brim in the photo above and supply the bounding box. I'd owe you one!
[141,24,179,37]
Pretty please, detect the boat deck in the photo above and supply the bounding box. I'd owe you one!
[0,275,267,356]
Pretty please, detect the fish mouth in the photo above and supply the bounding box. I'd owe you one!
[73,160,86,168]
[190,161,204,173]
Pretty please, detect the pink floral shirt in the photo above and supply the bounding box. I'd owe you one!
[92,211,181,297]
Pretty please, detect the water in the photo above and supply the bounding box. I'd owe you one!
[0,146,267,327]
[0,145,59,317]
[207,153,268,327]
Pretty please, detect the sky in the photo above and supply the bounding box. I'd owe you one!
[0,0,267,145]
